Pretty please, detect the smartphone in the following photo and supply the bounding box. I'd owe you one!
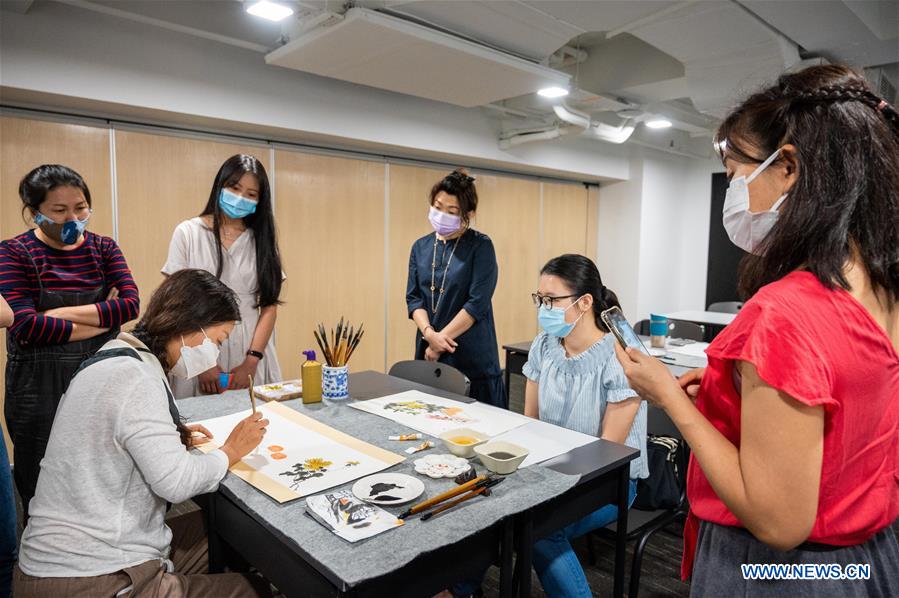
[601,307,649,355]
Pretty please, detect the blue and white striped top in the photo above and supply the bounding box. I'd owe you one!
[523,331,648,479]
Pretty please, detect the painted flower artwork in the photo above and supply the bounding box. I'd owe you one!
[383,400,473,424]
[279,458,334,489]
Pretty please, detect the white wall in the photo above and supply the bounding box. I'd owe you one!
[0,1,630,182]
[595,149,717,323]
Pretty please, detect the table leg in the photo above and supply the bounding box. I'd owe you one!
[514,513,533,597]
[613,467,630,598]
[205,494,225,573]
[499,518,514,597]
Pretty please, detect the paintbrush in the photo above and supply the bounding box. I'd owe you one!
[312,330,332,367]
[339,324,350,365]
[345,328,365,364]
[316,325,332,366]
[317,324,332,363]
[421,478,504,521]
[398,474,491,519]
[248,375,257,414]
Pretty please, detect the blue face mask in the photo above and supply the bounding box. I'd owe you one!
[537,298,585,338]
[219,189,258,219]
[34,211,90,245]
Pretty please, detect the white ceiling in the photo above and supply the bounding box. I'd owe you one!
[10,0,899,151]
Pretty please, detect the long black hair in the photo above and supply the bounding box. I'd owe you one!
[541,254,621,332]
[132,269,240,447]
[716,64,899,303]
[200,154,283,308]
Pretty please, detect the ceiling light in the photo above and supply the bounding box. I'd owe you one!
[645,119,672,129]
[246,1,294,22]
[537,86,569,98]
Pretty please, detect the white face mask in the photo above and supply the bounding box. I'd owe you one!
[722,147,788,255]
[170,329,220,379]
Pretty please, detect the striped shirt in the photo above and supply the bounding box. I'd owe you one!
[0,230,140,346]
[523,331,648,479]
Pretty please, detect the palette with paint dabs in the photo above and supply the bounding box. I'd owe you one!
[352,473,424,505]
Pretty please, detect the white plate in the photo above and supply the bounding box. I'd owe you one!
[351,473,425,505]
[413,454,472,479]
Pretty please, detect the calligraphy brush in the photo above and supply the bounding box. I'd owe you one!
[345,328,365,364]
[339,324,351,366]
[421,478,503,521]
[399,474,491,519]
[312,330,332,366]
[338,325,353,366]
[316,325,333,366]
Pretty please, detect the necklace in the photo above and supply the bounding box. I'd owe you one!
[430,234,460,315]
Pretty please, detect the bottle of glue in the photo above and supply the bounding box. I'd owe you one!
[301,350,323,404]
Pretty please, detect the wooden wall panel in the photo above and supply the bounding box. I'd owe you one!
[473,174,541,363]
[385,164,444,370]
[114,130,270,311]
[274,151,386,379]
[1,116,113,454]
[541,181,589,263]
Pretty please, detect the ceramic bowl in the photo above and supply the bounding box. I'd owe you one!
[473,441,529,474]
[438,428,489,458]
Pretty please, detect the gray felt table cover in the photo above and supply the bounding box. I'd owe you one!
[177,391,580,588]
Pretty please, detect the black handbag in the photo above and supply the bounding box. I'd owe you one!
[633,435,682,511]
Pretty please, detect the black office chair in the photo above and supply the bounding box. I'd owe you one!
[668,320,705,342]
[388,360,470,397]
[634,319,651,335]
[707,301,743,314]
[588,404,690,598]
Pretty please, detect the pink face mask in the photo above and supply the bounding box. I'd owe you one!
[428,206,462,237]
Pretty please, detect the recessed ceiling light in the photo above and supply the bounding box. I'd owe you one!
[645,119,673,129]
[537,86,569,98]
[246,1,294,22]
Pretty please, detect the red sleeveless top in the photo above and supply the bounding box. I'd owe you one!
[683,271,899,578]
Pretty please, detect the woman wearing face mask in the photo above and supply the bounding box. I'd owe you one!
[405,169,505,407]
[525,254,646,597]
[13,269,271,597]
[0,164,140,519]
[616,65,899,596]
[163,154,284,398]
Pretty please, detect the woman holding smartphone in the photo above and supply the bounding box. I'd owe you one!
[523,254,646,597]
[616,65,899,595]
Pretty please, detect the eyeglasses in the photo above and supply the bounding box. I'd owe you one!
[531,293,577,308]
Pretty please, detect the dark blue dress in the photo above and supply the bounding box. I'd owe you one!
[406,229,506,408]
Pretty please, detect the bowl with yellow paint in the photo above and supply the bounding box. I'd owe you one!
[439,428,489,458]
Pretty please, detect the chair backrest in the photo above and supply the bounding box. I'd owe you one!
[707,301,743,314]
[668,320,705,342]
[388,360,471,397]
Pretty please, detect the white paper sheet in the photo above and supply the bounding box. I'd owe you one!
[491,419,597,468]
[665,341,709,368]
[306,489,404,543]
[349,390,531,438]
[193,402,401,500]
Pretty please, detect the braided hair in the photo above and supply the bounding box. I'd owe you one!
[715,65,899,303]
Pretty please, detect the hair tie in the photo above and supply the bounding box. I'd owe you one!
[876,99,889,112]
